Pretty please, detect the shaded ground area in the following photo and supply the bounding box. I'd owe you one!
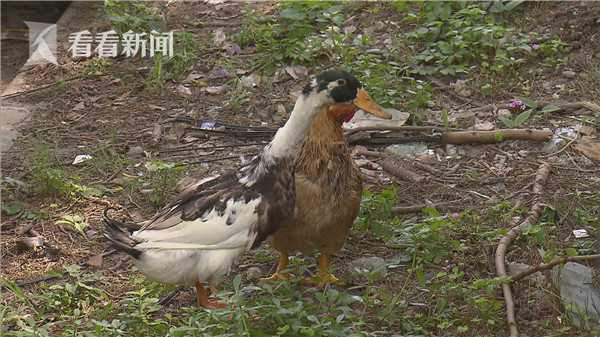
[1,1,600,337]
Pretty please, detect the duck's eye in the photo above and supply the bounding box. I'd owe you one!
[337,79,346,86]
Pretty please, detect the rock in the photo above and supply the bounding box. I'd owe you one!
[245,266,262,281]
[350,256,387,276]
[497,109,512,118]
[385,143,429,158]
[276,104,286,116]
[240,74,262,88]
[73,101,85,111]
[450,79,472,97]
[508,262,545,285]
[72,154,92,165]
[222,42,241,55]
[176,84,192,96]
[552,262,600,329]
[474,120,495,131]
[205,86,226,95]
[284,65,308,80]
[208,67,230,80]
[184,71,204,83]
[213,28,226,46]
[454,111,476,128]
[562,70,576,79]
[127,146,144,158]
[343,26,356,34]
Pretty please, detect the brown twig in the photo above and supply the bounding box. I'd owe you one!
[0,76,81,99]
[345,125,446,136]
[511,254,600,283]
[443,129,552,145]
[392,200,464,214]
[495,162,552,337]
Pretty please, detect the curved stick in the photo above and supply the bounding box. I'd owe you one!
[495,162,551,337]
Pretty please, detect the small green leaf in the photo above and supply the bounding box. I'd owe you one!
[495,131,505,142]
[513,109,532,127]
[540,105,561,114]
[498,116,514,128]
[515,96,538,109]
[565,248,578,257]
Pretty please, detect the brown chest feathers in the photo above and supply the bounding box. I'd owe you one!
[294,107,360,194]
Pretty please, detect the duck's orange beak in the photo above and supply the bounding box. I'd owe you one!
[353,89,391,119]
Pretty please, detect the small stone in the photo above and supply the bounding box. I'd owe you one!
[498,109,512,118]
[343,26,357,34]
[127,146,144,158]
[176,85,192,96]
[208,67,230,80]
[474,120,495,131]
[276,104,286,115]
[222,42,241,55]
[562,70,576,79]
[385,143,429,158]
[73,101,85,111]
[366,48,384,55]
[245,266,262,281]
[284,65,308,80]
[205,86,226,95]
[241,74,261,88]
[213,28,226,46]
[350,256,387,276]
[184,72,204,83]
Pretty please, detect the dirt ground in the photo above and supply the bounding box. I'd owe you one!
[1,1,600,337]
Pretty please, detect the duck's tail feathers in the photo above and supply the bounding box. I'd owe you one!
[103,208,142,259]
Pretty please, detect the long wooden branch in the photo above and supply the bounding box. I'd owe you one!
[495,162,552,337]
[443,129,552,145]
[511,254,600,283]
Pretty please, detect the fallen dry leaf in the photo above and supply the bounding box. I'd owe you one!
[575,136,600,161]
[86,254,103,268]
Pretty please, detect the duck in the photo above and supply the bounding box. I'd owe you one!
[103,69,385,308]
[262,81,390,286]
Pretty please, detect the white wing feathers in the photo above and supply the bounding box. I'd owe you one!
[133,197,262,251]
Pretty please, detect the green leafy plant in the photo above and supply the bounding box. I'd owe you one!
[56,214,89,236]
[498,109,532,128]
[141,160,185,208]
[104,0,161,34]
[406,5,542,76]
[145,32,199,92]
[83,58,112,77]
[27,143,76,198]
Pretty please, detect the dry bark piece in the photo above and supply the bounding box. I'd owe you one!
[443,129,552,144]
[575,136,600,161]
[380,157,426,183]
[18,236,44,250]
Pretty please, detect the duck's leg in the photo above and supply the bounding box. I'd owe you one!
[195,282,226,309]
[303,253,339,287]
[260,252,291,281]
[317,254,339,285]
